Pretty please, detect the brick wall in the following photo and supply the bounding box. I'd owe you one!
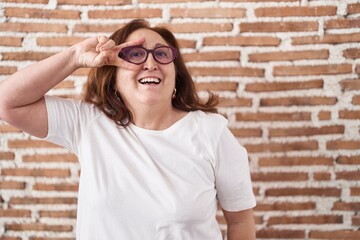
[0,0,360,239]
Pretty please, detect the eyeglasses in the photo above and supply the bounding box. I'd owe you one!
[118,45,178,65]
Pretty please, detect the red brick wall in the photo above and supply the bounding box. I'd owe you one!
[1,0,360,239]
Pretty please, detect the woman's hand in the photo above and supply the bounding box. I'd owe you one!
[73,36,145,69]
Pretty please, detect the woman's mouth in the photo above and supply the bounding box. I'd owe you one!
[138,78,161,85]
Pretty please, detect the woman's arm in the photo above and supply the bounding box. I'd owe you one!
[223,208,256,240]
[0,46,79,138]
[0,36,144,138]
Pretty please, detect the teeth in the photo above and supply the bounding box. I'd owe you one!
[139,78,161,84]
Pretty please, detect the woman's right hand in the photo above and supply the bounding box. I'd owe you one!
[73,36,145,70]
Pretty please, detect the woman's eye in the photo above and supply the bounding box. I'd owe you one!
[129,50,145,58]
[155,49,170,58]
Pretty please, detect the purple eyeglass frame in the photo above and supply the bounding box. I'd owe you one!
[118,45,178,65]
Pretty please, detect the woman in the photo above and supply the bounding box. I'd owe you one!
[0,19,256,239]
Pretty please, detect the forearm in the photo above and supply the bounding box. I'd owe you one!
[0,46,78,110]
[227,221,256,240]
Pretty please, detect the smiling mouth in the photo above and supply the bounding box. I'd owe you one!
[138,77,161,85]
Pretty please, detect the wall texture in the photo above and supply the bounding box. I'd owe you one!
[0,0,360,239]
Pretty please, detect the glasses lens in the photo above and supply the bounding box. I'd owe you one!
[153,47,175,64]
[125,47,147,64]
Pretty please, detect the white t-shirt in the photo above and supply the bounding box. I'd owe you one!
[44,96,256,240]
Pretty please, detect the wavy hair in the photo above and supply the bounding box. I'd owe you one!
[83,19,219,126]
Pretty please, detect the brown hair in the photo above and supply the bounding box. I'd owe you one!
[83,19,219,126]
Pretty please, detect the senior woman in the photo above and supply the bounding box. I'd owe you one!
[0,19,256,239]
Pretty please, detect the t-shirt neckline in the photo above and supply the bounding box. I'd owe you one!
[129,111,193,135]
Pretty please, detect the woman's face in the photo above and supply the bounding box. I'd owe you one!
[115,28,176,110]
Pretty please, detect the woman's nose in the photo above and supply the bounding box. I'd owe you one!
[143,53,158,71]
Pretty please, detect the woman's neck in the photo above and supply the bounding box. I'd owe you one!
[130,104,186,130]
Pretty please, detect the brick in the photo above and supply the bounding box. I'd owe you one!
[336,156,360,165]
[339,110,360,119]
[5,223,72,232]
[33,183,78,192]
[240,21,318,33]
[73,24,124,33]
[0,23,67,33]
[255,6,337,17]
[218,97,252,107]
[336,171,360,180]
[203,36,280,47]
[260,96,337,107]
[236,112,311,121]
[352,95,360,105]
[0,151,15,160]
[357,65,360,74]
[9,197,77,205]
[183,51,240,62]
[230,128,262,138]
[89,9,162,19]
[265,187,341,197]
[54,80,75,89]
[245,79,323,92]
[2,52,56,61]
[72,68,90,76]
[59,0,130,4]
[268,215,342,225]
[0,36,23,46]
[255,201,316,211]
[348,3,360,14]
[0,124,21,132]
[327,140,360,150]
[318,111,331,120]
[4,0,47,2]
[273,64,352,76]
[195,81,238,91]
[0,237,21,240]
[351,188,360,196]
[244,140,318,153]
[0,209,31,218]
[258,156,333,167]
[313,172,331,181]
[23,153,77,163]
[8,140,61,149]
[269,125,344,138]
[0,66,17,75]
[341,78,360,91]
[5,8,80,19]
[251,172,308,182]
[343,48,360,59]
[160,23,233,33]
[170,8,246,18]
[37,37,86,47]
[39,210,76,218]
[140,0,209,2]
[309,230,360,239]
[0,181,26,190]
[292,32,360,45]
[353,216,360,226]
[332,201,360,211]
[326,18,360,29]
[256,229,305,239]
[189,67,264,77]
[178,39,196,49]
[1,168,70,178]
[249,49,328,62]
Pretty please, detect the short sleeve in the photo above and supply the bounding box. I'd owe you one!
[215,127,256,212]
[44,95,81,154]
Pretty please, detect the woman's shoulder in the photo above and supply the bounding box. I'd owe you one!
[45,95,102,119]
[190,110,228,130]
